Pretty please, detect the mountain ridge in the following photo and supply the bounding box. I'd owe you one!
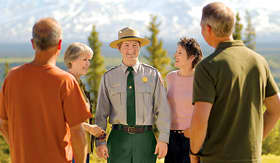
[0,41,279,58]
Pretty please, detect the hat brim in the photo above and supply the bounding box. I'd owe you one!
[109,37,150,48]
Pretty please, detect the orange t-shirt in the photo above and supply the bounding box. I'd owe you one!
[0,63,92,163]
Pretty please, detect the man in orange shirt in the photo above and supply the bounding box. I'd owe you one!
[0,17,92,163]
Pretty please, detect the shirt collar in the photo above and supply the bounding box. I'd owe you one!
[120,60,140,73]
[215,40,244,51]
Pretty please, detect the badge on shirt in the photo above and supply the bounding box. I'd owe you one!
[142,76,148,83]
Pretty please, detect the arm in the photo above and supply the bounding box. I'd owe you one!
[191,63,216,154]
[61,77,92,162]
[0,119,9,144]
[262,63,280,139]
[190,102,212,153]
[70,123,88,163]
[95,76,111,146]
[263,93,280,138]
[154,72,171,143]
[82,123,105,137]
[95,76,110,159]
[153,72,171,158]
[190,154,200,163]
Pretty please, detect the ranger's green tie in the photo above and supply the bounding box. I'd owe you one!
[126,67,136,126]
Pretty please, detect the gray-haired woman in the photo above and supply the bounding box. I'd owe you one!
[64,42,105,163]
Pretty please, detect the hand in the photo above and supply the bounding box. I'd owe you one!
[184,128,190,138]
[190,154,200,163]
[96,144,109,159]
[154,140,168,159]
[82,123,105,137]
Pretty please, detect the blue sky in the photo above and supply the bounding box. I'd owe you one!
[1,0,280,44]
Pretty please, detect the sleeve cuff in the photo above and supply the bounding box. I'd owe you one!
[0,116,8,121]
[190,147,203,156]
[95,139,107,147]
[158,132,170,144]
[192,97,214,105]
[68,112,92,128]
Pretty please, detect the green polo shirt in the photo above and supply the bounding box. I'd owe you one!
[193,40,279,163]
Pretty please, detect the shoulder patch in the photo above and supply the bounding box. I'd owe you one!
[157,71,164,85]
[104,65,121,74]
[141,63,157,71]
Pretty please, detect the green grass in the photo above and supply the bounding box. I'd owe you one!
[89,153,165,163]
[88,155,280,163]
[262,155,280,163]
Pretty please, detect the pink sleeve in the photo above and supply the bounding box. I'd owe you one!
[166,71,174,91]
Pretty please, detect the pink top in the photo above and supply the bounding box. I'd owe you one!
[166,70,194,130]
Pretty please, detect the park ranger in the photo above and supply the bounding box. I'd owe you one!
[94,27,171,163]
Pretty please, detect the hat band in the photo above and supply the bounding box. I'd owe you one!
[119,36,140,39]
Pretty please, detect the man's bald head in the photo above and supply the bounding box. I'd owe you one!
[201,2,235,37]
[32,17,62,50]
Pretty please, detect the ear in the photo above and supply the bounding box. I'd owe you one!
[188,55,195,62]
[57,40,62,50]
[117,46,121,53]
[206,24,212,35]
[31,39,35,50]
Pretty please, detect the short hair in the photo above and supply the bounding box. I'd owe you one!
[177,37,203,68]
[32,17,62,50]
[64,42,93,69]
[201,2,235,37]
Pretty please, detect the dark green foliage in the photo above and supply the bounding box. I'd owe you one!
[146,15,171,78]
[86,25,106,121]
[263,118,280,155]
[233,12,243,40]
[0,136,10,162]
[0,62,10,162]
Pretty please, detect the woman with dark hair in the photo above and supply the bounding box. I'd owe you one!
[165,37,203,163]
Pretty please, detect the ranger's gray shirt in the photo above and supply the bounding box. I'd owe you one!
[95,61,171,146]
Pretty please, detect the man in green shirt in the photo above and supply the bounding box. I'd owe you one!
[189,2,280,163]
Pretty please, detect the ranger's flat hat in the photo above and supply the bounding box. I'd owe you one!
[109,27,150,48]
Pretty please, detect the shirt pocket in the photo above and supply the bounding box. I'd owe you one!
[136,85,154,123]
[137,85,153,106]
[109,85,123,108]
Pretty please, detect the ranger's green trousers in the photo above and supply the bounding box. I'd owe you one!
[107,129,157,163]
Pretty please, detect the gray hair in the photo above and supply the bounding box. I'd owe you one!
[201,2,235,37]
[64,42,93,69]
[32,17,62,50]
